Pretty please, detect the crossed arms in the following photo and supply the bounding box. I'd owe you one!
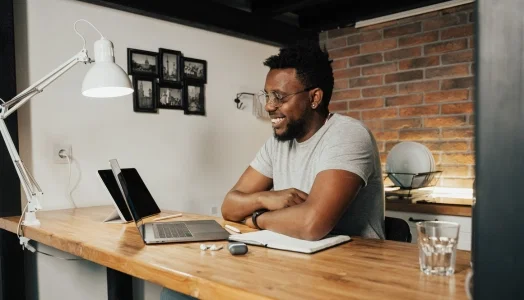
[221,166,363,241]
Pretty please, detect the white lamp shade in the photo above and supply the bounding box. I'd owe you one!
[81,38,133,98]
[82,62,133,97]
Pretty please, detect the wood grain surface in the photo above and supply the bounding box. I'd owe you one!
[0,206,471,299]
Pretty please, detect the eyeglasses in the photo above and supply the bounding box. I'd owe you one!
[257,87,315,107]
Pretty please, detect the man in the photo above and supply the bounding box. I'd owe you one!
[221,41,385,240]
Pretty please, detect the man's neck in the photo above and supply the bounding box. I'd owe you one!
[295,112,331,143]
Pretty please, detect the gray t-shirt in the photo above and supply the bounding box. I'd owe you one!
[250,113,385,239]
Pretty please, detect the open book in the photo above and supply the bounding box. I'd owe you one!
[228,230,351,254]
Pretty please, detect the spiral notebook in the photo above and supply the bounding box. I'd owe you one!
[228,230,351,254]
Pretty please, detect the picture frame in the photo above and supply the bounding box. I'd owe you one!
[127,48,159,77]
[157,82,183,110]
[159,48,182,84]
[132,76,158,113]
[183,82,205,116]
[182,57,207,83]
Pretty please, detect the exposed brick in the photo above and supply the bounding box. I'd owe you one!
[424,39,468,55]
[424,116,467,128]
[398,31,439,47]
[350,75,383,88]
[345,111,361,119]
[385,70,423,83]
[378,141,386,152]
[380,153,388,164]
[362,20,398,31]
[386,94,423,106]
[422,141,469,152]
[399,105,439,117]
[426,64,470,79]
[374,131,399,141]
[385,47,422,61]
[441,77,474,90]
[423,15,465,31]
[361,39,398,54]
[363,120,383,131]
[331,59,348,70]
[441,24,474,40]
[442,154,474,164]
[441,4,474,14]
[397,11,440,24]
[362,85,397,97]
[442,178,474,189]
[399,80,439,94]
[441,50,473,64]
[349,53,383,66]
[362,63,398,75]
[399,129,440,140]
[349,98,384,109]
[441,102,474,114]
[438,165,470,177]
[469,116,475,126]
[334,79,349,90]
[442,128,474,139]
[425,90,469,103]
[399,56,439,70]
[328,27,358,38]
[384,22,422,38]
[328,101,348,111]
[469,11,474,23]
[333,67,360,80]
[361,108,398,120]
[329,46,360,59]
[332,89,361,100]
[347,31,382,46]
[326,37,348,50]
[384,118,422,130]
[469,37,474,48]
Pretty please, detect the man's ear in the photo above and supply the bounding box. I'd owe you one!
[310,88,324,110]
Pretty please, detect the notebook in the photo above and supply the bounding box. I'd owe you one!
[228,230,351,254]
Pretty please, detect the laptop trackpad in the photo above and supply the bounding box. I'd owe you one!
[186,220,224,234]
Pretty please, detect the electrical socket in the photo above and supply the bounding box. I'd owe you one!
[53,144,72,164]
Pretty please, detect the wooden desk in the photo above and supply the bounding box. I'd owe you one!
[0,206,471,300]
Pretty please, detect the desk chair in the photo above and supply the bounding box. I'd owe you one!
[384,217,412,243]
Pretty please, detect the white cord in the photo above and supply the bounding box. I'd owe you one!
[65,154,77,208]
[73,19,105,50]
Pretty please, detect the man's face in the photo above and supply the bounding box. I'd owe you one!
[264,68,312,141]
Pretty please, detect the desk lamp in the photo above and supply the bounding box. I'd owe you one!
[0,19,133,227]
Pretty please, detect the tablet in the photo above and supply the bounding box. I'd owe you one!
[98,168,161,223]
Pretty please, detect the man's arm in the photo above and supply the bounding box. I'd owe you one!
[253,170,363,241]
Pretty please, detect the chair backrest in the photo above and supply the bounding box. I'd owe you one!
[384,216,412,243]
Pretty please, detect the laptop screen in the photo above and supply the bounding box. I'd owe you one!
[109,159,161,233]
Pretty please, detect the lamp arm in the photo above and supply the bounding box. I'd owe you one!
[0,48,92,226]
[0,49,91,119]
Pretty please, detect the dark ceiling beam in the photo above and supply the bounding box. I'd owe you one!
[298,0,449,31]
[76,0,318,47]
[251,0,333,17]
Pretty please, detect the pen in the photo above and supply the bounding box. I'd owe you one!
[154,213,182,221]
[225,224,241,233]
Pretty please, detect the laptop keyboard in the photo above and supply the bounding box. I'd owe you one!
[154,223,193,239]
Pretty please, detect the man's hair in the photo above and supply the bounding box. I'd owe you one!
[263,40,334,112]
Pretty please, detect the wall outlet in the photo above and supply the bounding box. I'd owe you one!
[211,206,218,215]
[53,144,72,164]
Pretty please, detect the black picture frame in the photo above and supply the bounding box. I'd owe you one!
[159,48,182,84]
[133,76,158,113]
[127,48,159,77]
[157,82,183,110]
[182,57,207,83]
[183,82,205,116]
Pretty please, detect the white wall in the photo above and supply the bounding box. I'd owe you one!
[14,0,276,299]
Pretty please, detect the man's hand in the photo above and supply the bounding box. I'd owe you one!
[260,188,308,211]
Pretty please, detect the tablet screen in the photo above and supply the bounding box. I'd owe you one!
[98,168,160,221]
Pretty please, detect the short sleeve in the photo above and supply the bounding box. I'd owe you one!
[250,137,274,178]
[317,124,375,186]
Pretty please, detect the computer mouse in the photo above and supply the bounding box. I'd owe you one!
[228,242,248,255]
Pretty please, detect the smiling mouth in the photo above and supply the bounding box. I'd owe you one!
[271,117,285,127]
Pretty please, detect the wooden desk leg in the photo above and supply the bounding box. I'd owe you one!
[107,268,133,300]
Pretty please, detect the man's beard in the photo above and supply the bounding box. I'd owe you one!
[274,117,307,141]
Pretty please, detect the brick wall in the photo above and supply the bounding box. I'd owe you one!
[320,4,475,188]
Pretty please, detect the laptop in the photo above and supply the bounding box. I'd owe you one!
[108,159,230,244]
